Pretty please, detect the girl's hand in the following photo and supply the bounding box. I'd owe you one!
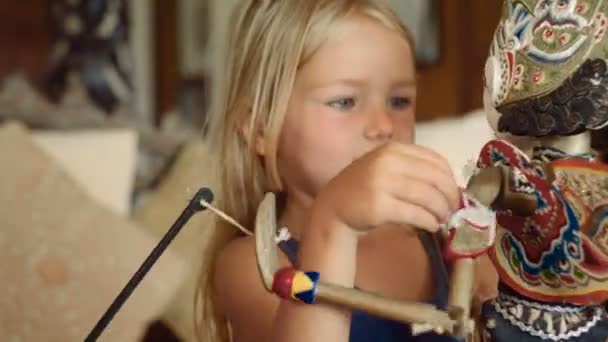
[315,142,461,234]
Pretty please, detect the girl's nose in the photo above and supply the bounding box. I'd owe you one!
[364,109,394,140]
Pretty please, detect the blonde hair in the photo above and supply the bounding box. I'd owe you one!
[196,1,414,341]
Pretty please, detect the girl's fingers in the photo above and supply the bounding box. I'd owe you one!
[391,200,441,233]
[394,144,455,179]
[388,177,452,224]
[395,156,461,211]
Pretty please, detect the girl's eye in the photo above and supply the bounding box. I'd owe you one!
[327,98,356,110]
[389,97,411,110]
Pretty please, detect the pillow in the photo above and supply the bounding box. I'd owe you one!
[31,128,138,216]
[415,109,496,186]
[0,121,185,342]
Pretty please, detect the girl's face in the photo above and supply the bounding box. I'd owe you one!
[276,13,416,202]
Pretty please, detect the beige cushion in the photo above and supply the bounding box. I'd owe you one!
[416,109,495,186]
[31,128,138,217]
[0,121,185,342]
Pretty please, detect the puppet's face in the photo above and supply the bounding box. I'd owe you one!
[484,0,608,130]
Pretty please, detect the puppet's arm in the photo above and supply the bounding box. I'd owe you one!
[466,164,541,216]
[465,166,504,208]
[466,138,560,217]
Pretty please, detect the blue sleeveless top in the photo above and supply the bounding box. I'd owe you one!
[278,232,461,342]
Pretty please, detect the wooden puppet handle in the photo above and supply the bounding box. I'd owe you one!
[316,283,456,334]
[447,258,475,339]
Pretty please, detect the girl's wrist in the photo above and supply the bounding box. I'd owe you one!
[298,202,358,286]
[308,200,358,247]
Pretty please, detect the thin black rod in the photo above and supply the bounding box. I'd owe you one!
[84,187,214,341]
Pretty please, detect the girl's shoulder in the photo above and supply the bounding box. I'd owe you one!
[216,235,257,267]
[214,235,260,306]
[213,235,294,302]
[213,235,281,340]
[213,233,298,297]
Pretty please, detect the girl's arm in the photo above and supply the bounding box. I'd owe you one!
[215,143,460,341]
[271,206,358,341]
[214,207,358,342]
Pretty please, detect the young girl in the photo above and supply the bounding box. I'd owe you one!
[197,0,498,341]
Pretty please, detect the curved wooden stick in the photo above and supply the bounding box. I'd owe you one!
[255,192,281,289]
[254,192,457,335]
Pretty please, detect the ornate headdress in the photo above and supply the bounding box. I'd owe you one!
[484,0,608,136]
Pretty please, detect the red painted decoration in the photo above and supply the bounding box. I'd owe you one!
[272,267,296,299]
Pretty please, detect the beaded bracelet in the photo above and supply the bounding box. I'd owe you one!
[272,267,320,304]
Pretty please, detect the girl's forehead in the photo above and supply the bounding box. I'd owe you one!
[306,16,412,66]
[323,12,405,45]
[296,31,415,91]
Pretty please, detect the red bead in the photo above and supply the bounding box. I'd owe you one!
[272,267,296,299]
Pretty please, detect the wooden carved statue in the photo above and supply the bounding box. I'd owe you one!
[467,0,608,340]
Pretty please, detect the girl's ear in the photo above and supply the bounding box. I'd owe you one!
[240,116,266,156]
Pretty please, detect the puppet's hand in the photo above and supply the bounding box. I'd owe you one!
[443,192,496,261]
[471,139,549,216]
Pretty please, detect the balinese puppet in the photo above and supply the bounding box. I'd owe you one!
[465,0,608,340]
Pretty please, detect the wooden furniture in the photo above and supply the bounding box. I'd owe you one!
[0,0,51,91]
[416,0,502,121]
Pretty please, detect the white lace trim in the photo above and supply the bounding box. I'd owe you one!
[498,293,584,313]
[493,295,604,341]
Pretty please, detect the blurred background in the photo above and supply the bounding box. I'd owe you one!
[0,0,503,127]
[0,1,502,341]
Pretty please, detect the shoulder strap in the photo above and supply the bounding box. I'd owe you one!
[278,238,300,268]
[417,231,450,310]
